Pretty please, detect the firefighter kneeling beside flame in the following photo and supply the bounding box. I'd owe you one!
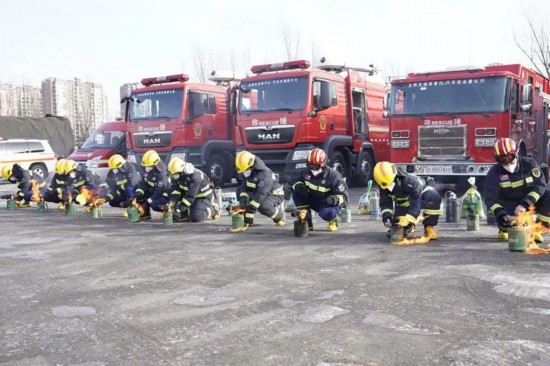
[1,164,46,207]
[484,138,550,243]
[373,161,441,240]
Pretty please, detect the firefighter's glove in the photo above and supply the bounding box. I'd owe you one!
[0,194,12,200]
[382,214,393,228]
[497,214,514,229]
[325,195,341,207]
[294,184,309,199]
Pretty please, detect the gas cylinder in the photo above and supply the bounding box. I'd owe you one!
[6,198,16,210]
[368,189,380,220]
[127,206,139,223]
[36,201,48,213]
[293,220,309,237]
[445,191,460,223]
[508,227,529,251]
[466,214,480,231]
[232,213,245,230]
[340,207,352,223]
[162,211,173,226]
[390,226,405,243]
[64,202,78,215]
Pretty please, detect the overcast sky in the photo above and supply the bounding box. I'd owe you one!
[1,0,549,119]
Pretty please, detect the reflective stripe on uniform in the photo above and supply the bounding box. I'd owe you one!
[250,200,260,208]
[171,190,182,196]
[421,186,434,194]
[537,213,550,223]
[527,191,541,202]
[107,194,114,200]
[116,179,128,186]
[245,212,254,218]
[240,192,249,199]
[270,207,279,219]
[398,202,410,207]
[381,208,394,215]
[526,176,534,183]
[304,181,331,193]
[147,198,152,204]
[246,181,256,189]
[337,195,345,205]
[178,184,189,191]
[146,179,155,187]
[292,181,305,190]
[272,186,285,196]
[490,203,503,213]
[196,189,213,198]
[423,209,441,215]
[296,205,310,209]
[499,180,524,189]
[136,188,145,195]
[182,198,191,207]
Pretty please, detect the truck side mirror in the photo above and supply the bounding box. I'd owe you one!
[521,84,533,112]
[188,92,205,121]
[383,91,390,118]
[230,87,238,116]
[314,80,332,111]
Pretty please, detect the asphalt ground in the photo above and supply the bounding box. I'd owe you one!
[1,187,550,366]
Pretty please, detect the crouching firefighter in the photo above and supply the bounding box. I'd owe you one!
[373,161,441,240]
[102,154,141,211]
[235,151,285,226]
[133,150,169,220]
[291,148,348,232]
[1,164,46,207]
[62,159,103,206]
[42,159,67,209]
[484,138,550,243]
[159,157,220,222]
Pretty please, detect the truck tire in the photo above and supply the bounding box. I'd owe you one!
[206,153,228,187]
[329,151,349,182]
[30,163,48,179]
[353,151,374,187]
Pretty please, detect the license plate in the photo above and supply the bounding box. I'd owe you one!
[418,165,453,174]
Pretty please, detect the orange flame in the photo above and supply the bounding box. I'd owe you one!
[76,186,105,207]
[30,179,43,202]
[393,235,431,246]
[512,206,550,255]
[298,209,308,222]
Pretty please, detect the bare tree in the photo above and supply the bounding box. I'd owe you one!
[281,26,301,61]
[192,45,209,83]
[514,16,550,78]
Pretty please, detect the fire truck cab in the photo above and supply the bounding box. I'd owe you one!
[125,72,242,185]
[387,64,550,186]
[232,59,390,186]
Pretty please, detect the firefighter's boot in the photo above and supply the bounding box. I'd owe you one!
[424,226,438,240]
[275,218,285,226]
[327,219,339,232]
[58,202,65,210]
[212,203,221,220]
[497,230,508,240]
[122,210,128,218]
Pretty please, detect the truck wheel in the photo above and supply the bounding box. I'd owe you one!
[206,153,228,187]
[353,152,374,187]
[30,163,48,179]
[329,151,349,182]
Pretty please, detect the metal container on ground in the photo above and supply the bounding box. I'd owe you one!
[64,203,78,215]
[466,214,480,231]
[293,220,309,237]
[232,214,245,230]
[91,206,102,218]
[340,207,352,223]
[127,206,139,223]
[37,201,48,213]
[445,191,460,223]
[162,211,173,226]
[508,227,529,251]
[390,226,405,243]
[7,199,16,210]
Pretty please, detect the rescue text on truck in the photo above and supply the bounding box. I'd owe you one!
[232,58,390,186]
[124,72,241,185]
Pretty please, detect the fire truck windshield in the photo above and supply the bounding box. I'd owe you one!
[390,76,509,116]
[130,88,183,121]
[81,130,125,149]
[239,76,308,114]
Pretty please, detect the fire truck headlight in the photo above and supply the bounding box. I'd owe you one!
[127,154,137,164]
[86,156,101,169]
[474,138,497,147]
[171,152,186,161]
[292,150,310,161]
[391,140,410,149]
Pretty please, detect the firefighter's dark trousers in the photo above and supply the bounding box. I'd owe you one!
[393,187,441,227]
[292,193,341,222]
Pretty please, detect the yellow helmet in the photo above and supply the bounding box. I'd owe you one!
[235,151,255,173]
[108,154,126,170]
[373,161,397,189]
[142,150,160,167]
[1,164,13,180]
[168,157,185,175]
[55,159,67,174]
[64,160,78,174]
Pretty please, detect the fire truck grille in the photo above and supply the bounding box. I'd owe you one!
[418,125,466,158]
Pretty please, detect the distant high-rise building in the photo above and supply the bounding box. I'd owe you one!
[0,83,42,117]
[41,77,108,144]
[119,82,141,118]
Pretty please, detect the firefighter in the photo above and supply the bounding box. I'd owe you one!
[291,148,348,232]
[484,138,550,243]
[62,159,103,205]
[42,159,67,209]
[0,163,46,207]
[102,154,141,209]
[160,157,219,222]
[374,161,441,239]
[235,151,285,226]
[134,150,169,220]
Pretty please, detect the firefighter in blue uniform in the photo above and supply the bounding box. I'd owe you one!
[1,163,46,207]
[102,154,141,210]
[235,151,285,226]
[42,159,68,209]
[484,138,550,243]
[373,161,441,239]
[159,156,219,222]
[291,148,348,232]
[62,159,102,204]
[134,150,169,220]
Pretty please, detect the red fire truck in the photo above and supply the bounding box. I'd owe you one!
[232,59,390,186]
[387,64,550,186]
[125,73,241,185]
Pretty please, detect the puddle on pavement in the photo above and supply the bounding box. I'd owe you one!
[173,295,236,307]
[52,306,97,317]
[298,305,349,323]
[362,311,442,335]
[1,250,51,261]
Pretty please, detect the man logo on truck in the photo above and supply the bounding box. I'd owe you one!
[258,133,281,140]
[144,138,161,144]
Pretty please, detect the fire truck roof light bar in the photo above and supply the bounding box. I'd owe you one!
[141,74,190,86]
[251,60,311,74]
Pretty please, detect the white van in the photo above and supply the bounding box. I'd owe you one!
[0,139,56,179]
